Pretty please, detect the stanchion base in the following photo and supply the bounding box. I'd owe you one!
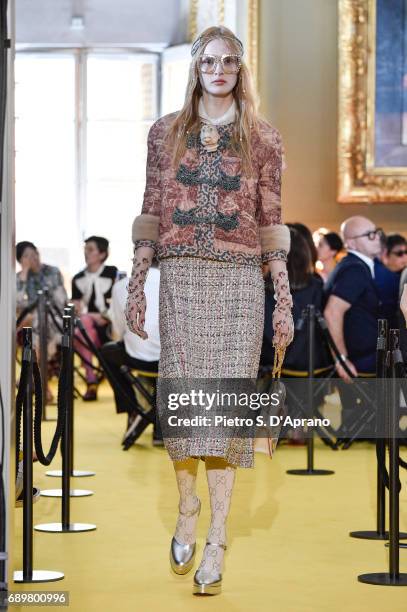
[14,570,64,583]
[45,470,96,477]
[40,489,93,497]
[286,469,334,475]
[351,530,407,540]
[358,572,407,586]
[34,522,96,533]
[384,541,407,548]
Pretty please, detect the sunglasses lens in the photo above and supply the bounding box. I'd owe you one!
[222,55,240,73]
[200,55,216,73]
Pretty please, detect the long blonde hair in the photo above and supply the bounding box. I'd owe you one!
[164,26,261,177]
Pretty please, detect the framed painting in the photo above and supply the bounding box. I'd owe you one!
[338,0,407,203]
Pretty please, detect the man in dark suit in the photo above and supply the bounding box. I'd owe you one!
[324,216,383,432]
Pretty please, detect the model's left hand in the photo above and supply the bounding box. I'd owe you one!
[270,267,294,349]
[272,304,294,349]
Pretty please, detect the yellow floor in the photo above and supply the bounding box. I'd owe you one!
[12,383,407,612]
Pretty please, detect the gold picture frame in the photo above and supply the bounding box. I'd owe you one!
[338,0,407,203]
[188,0,259,90]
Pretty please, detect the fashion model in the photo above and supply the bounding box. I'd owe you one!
[126,25,294,596]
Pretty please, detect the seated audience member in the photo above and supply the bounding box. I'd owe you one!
[261,227,331,371]
[288,222,319,271]
[16,241,67,399]
[401,284,407,327]
[400,261,407,295]
[399,269,407,363]
[72,236,118,401]
[316,231,344,282]
[380,233,407,273]
[374,233,407,329]
[100,258,161,442]
[260,228,332,442]
[324,216,382,432]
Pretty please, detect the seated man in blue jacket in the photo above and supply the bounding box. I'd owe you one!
[324,216,382,432]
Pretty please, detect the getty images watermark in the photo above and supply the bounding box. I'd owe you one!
[165,388,330,430]
[156,378,336,439]
[156,377,407,439]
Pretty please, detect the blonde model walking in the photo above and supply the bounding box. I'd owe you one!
[126,25,293,596]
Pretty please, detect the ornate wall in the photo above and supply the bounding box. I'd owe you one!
[258,0,407,234]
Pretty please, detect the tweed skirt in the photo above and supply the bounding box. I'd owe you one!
[157,256,265,468]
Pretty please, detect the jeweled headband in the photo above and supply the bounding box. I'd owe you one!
[191,33,244,57]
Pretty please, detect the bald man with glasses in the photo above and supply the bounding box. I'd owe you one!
[323,216,383,434]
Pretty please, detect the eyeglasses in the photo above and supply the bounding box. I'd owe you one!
[348,227,384,241]
[391,248,407,257]
[199,53,242,74]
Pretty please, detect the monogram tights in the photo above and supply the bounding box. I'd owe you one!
[173,456,236,579]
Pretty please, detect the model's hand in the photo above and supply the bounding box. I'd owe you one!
[271,268,294,349]
[125,251,151,340]
[125,290,147,339]
[272,305,294,349]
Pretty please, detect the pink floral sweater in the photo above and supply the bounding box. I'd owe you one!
[132,111,290,266]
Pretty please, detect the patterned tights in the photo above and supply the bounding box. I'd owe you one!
[173,456,236,578]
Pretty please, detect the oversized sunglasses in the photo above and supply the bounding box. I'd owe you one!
[199,53,242,74]
[390,248,407,257]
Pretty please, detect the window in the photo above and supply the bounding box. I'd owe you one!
[86,53,158,274]
[15,53,76,280]
[15,50,159,283]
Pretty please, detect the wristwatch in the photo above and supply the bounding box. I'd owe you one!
[334,354,348,366]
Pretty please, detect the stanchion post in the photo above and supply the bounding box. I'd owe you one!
[348,319,406,540]
[286,305,334,476]
[377,320,387,538]
[358,329,407,586]
[14,328,64,583]
[64,305,75,475]
[34,317,96,533]
[61,315,72,529]
[22,328,33,580]
[37,290,48,420]
[43,304,95,484]
[307,304,315,471]
[389,330,401,580]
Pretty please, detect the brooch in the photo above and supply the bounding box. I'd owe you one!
[200,123,220,152]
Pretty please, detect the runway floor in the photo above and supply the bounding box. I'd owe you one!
[12,383,407,612]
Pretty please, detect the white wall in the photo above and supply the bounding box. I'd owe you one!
[16,0,188,46]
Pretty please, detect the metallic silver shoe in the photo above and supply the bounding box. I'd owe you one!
[170,496,201,575]
[192,541,227,596]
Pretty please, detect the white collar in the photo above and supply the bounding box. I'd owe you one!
[347,250,375,278]
[85,264,105,278]
[198,97,236,125]
[76,264,110,313]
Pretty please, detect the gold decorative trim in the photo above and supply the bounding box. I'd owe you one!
[338,0,407,203]
[247,0,258,91]
[218,0,225,25]
[189,0,199,42]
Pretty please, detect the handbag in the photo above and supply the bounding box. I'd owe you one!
[265,346,287,458]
